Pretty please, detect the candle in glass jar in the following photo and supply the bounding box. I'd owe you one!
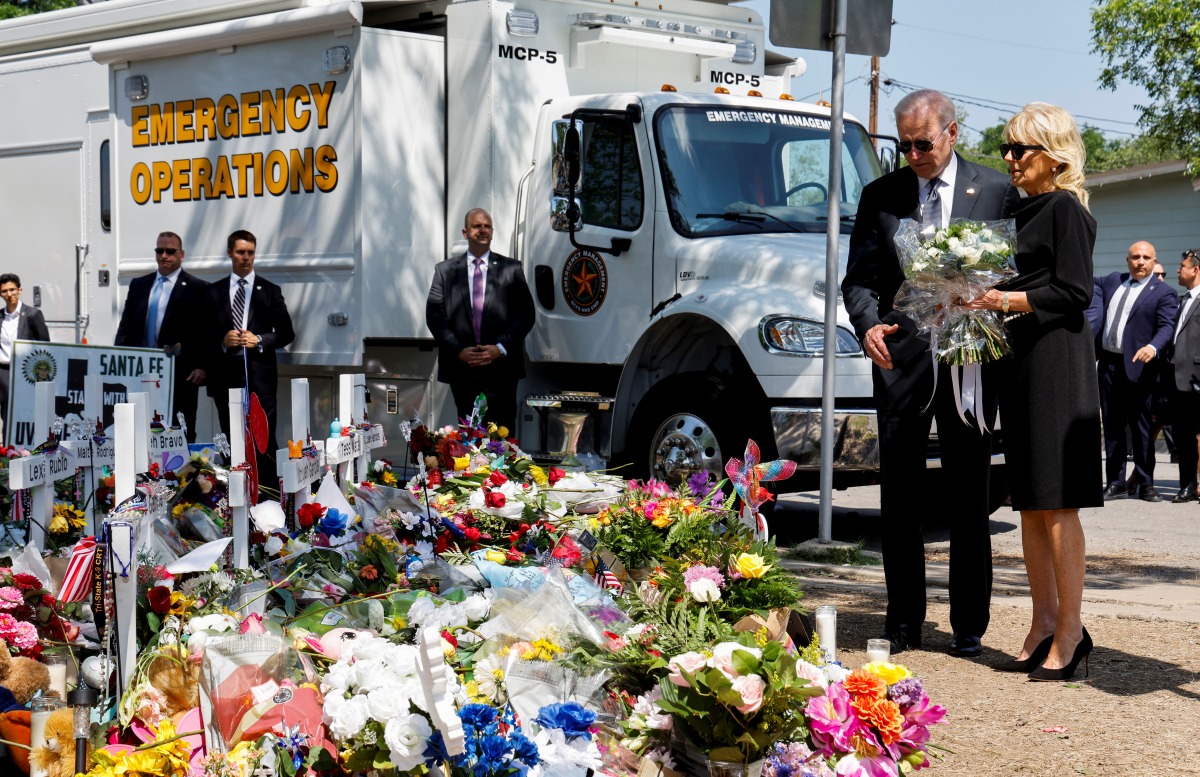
[43,655,68,699]
[29,697,64,777]
[814,605,837,662]
[866,638,892,664]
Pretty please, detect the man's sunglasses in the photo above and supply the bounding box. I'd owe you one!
[897,123,951,155]
[154,247,179,255]
[999,142,1047,160]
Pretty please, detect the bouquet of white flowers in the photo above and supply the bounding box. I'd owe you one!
[893,218,1018,365]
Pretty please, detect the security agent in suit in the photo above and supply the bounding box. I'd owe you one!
[0,273,51,429]
[1087,241,1178,502]
[1164,250,1200,502]
[425,209,535,431]
[841,90,1019,658]
[205,230,295,496]
[114,231,211,442]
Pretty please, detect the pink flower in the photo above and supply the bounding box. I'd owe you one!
[806,683,859,755]
[239,613,265,634]
[0,613,38,651]
[666,651,708,686]
[707,642,761,679]
[731,674,766,715]
[0,586,24,610]
[682,565,725,589]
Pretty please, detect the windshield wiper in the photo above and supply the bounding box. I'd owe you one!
[817,213,856,222]
[696,211,766,224]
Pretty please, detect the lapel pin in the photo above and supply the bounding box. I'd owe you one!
[966,188,976,195]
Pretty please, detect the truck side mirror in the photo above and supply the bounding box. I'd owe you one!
[565,123,581,189]
[870,133,899,175]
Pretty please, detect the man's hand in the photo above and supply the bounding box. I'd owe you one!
[223,329,258,348]
[1132,344,1157,364]
[457,345,501,367]
[186,368,207,385]
[863,323,899,370]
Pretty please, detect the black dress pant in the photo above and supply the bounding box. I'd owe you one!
[1173,388,1200,489]
[1098,353,1155,487]
[877,362,995,640]
[448,368,519,432]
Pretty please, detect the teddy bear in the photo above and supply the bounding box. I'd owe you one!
[0,640,58,775]
[29,706,87,777]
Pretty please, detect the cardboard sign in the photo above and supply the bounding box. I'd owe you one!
[6,341,175,447]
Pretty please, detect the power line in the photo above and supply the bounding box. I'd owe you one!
[883,78,1139,136]
[893,21,1090,56]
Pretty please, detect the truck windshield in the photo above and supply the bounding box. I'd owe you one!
[654,106,882,237]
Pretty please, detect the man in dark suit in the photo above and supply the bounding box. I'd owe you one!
[1088,241,1178,502]
[0,273,51,430]
[841,90,1018,658]
[206,230,294,495]
[114,231,210,442]
[425,208,535,431]
[1163,250,1200,502]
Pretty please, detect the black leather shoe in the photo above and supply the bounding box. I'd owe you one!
[881,629,922,654]
[1134,485,1163,502]
[1102,483,1128,500]
[1171,485,1197,503]
[947,634,983,657]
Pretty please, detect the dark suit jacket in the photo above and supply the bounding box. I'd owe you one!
[203,275,295,399]
[841,154,1019,412]
[12,304,50,343]
[1088,272,1177,383]
[115,270,211,374]
[425,252,535,383]
[1167,290,1200,393]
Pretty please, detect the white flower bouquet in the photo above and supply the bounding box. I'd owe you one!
[892,218,1018,365]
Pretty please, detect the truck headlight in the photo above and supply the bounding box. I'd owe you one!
[760,316,862,356]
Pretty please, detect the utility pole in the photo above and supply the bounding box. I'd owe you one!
[868,55,880,145]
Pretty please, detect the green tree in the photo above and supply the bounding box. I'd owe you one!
[960,119,1178,175]
[0,0,75,20]
[1092,0,1200,175]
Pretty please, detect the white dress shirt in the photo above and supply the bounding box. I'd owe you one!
[917,153,958,226]
[1176,286,1200,343]
[148,267,182,344]
[0,302,22,366]
[228,271,256,330]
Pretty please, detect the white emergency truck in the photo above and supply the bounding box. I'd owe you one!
[0,0,949,499]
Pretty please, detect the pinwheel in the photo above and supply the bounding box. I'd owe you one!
[724,439,796,539]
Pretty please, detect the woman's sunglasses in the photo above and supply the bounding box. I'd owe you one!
[999,142,1047,160]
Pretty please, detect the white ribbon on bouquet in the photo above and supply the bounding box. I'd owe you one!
[926,354,991,433]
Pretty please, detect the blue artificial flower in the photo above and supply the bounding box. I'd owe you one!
[318,508,349,537]
[534,702,596,740]
[425,730,449,766]
[486,439,506,455]
[459,702,499,730]
[508,729,540,766]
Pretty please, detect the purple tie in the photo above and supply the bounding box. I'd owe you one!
[472,257,485,342]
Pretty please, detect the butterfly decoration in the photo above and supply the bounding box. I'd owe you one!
[724,439,797,538]
[160,450,185,472]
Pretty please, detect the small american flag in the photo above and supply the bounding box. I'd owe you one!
[593,557,624,595]
[58,535,98,603]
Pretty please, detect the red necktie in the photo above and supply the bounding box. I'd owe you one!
[472,257,485,343]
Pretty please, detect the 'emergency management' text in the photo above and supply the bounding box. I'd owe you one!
[128,82,339,204]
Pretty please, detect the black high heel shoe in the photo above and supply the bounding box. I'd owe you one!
[1028,628,1093,682]
[995,635,1053,673]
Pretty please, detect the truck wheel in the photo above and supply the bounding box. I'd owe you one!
[627,375,775,491]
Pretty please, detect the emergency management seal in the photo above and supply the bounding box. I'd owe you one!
[561,248,608,316]
[21,349,57,384]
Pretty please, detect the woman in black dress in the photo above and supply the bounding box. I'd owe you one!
[964,103,1101,681]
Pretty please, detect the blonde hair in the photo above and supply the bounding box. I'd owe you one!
[1004,102,1089,210]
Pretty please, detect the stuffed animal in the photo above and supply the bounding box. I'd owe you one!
[146,649,201,720]
[29,706,88,777]
[0,641,57,775]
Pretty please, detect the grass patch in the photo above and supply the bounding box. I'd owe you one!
[785,541,881,566]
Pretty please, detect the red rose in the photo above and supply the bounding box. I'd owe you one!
[548,467,566,485]
[426,468,444,487]
[506,549,525,563]
[550,535,583,566]
[485,491,506,508]
[463,527,481,543]
[147,585,172,616]
[297,502,325,529]
[440,629,458,649]
[488,471,508,487]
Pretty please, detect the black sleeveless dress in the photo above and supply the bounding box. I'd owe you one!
[995,190,1104,510]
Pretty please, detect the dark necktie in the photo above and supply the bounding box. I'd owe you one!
[1104,281,1135,352]
[1176,292,1195,343]
[145,275,167,348]
[472,257,485,343]
[232,278,248,331]
[921,177,942,231]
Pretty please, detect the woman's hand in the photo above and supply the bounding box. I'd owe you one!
[962,289,1004,311]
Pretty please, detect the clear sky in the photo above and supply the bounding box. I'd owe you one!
[739,0,1149,145]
